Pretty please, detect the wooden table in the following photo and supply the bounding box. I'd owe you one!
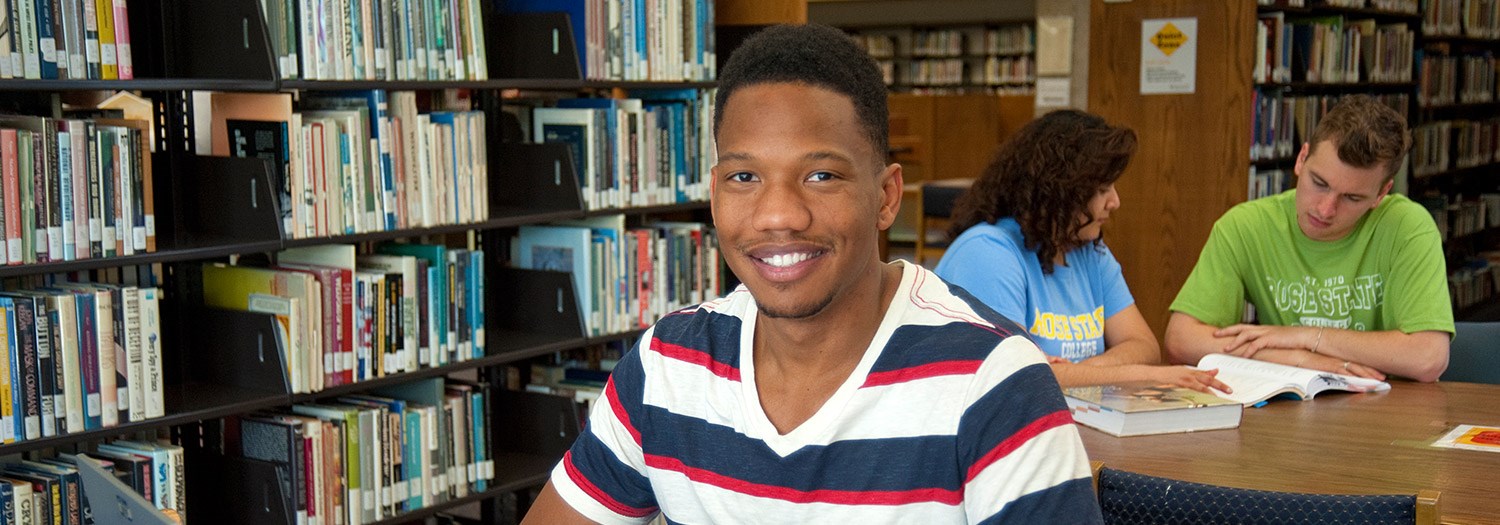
[1079,381,1500,525]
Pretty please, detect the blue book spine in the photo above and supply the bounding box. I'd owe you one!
[469,250,482,358]
[1,297,19,443]
[0,478,13,525]
[33,0,57,79]
[468,391,484,491]
[404,411,420,509]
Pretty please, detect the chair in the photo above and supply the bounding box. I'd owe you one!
[1441,322,1500,384]
[1089,461,1441,525]
[913,178,973,266]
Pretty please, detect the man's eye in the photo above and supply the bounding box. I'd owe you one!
[729,172,755,183]
[808,171,835,182]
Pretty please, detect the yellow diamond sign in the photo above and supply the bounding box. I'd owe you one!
[1151,22,1188,56]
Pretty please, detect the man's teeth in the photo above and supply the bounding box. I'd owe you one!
[762,252,813,268]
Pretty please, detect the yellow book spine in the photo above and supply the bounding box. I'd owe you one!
[0,304,13,444]
[96,0,118,79]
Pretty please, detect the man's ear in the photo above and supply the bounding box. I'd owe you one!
[1373,177,1394,205]
[877,163,903,231]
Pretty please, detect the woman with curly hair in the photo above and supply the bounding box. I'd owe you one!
[934,109,1229,393]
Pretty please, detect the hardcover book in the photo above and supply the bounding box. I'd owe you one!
[1064,383,1242,437]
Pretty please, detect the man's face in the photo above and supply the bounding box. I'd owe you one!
[1293,140,1393,242]
[710,83,901,320]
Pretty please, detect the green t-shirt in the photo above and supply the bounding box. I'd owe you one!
[1171,190,1453,334]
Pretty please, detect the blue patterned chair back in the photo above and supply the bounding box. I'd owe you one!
[1097,467,1428,525]
[1442,322,1500,384]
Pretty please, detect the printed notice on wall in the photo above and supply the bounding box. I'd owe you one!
[1140,18,1197,95]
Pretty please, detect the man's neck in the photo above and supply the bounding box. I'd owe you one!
[753,261,904,373]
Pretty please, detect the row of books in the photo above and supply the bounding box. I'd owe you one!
[1420,192,1500,240]
[1248,167,1291,200]
[890,56,1036,87]
[1253,13,1415,85]
[1449,254,1500,309]
[0,283,164,444]
[1416,52,1496,107]
[1259,0,1420,12]
[514,218,720,338]
[1250,90,1410,161]
[237,378,493,525]
[1412,118,1500,176]
[0,0,135,80]
[203,243,485,394]
[0,115,154,266]
[530,90,713,211]
[0,441,185,525]
[258,0,489,81]
[205,90,488,239]
[505,0,715,82]
[1423,0,1500,38]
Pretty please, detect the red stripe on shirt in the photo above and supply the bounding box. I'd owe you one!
[644,454,963,506]
[965,410,1074,483]
[862,360,984,388]
[563,451,658,518]
[605,379,642,446]
[650,338,742,381]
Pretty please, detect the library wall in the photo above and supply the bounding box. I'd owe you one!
[1088,0,1255,336]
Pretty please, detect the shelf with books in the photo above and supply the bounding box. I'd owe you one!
[1419,35,1500,45]
[0,79,278,92]
[1256,4,1421,22]
[1255,81,1418,91]
[278,79,720,91]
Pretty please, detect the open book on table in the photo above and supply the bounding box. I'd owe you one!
[1196,354,1390,405]
[1063,383,1242,437]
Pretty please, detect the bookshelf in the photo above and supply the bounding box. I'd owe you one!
[0,1,719,524]
[1410,0,1500,320]
[844,22,1036,94]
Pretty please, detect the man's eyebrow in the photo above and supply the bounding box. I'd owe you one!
[718,152,753,162]
[805,150,854,163]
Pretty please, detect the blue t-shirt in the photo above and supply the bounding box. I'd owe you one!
[935,218,1135,361]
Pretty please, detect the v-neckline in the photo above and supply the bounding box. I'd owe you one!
[736,261,914,457]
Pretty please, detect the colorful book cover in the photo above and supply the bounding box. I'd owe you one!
[1433,424,1500,453]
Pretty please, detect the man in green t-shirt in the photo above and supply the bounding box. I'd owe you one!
[1165,95,1451,382]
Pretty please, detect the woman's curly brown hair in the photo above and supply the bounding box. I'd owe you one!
[946,109,1137,274]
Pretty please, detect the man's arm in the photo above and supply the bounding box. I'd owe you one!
[1167,311,1444,381]
[1052,306,1230,393]
[1214,322,1449,382]
[522,482,600,525]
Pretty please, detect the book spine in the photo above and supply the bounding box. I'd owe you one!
[122,287,141,423]
[75,293,99,430]
[55,127,73,261]
[0,300,17,444]
[42,120,60,262]
[11,298,41,440]
[139,288,162,419]
[95,290,116,427]
[84,123,100,259]
[30,298,55,438]
[32,0,56,78]
[109,0,128,78]
[1,129,20,265]
[68,122,87,261]
[80,0,99,78]
[94,0,113,79]
[45,296,71,435]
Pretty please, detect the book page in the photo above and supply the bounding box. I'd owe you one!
[1198,354,1389,404]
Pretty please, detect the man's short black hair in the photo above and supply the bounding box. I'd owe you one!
[714,24,889,160]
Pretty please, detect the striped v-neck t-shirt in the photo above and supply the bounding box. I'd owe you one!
[551,261,1102,524]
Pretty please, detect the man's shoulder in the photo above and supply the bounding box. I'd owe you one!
[1370,194,1440,233]
[906,265,1033,348]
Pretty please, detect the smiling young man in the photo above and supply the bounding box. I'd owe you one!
[1165,94,1451,382]
[519,24,1101,525]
